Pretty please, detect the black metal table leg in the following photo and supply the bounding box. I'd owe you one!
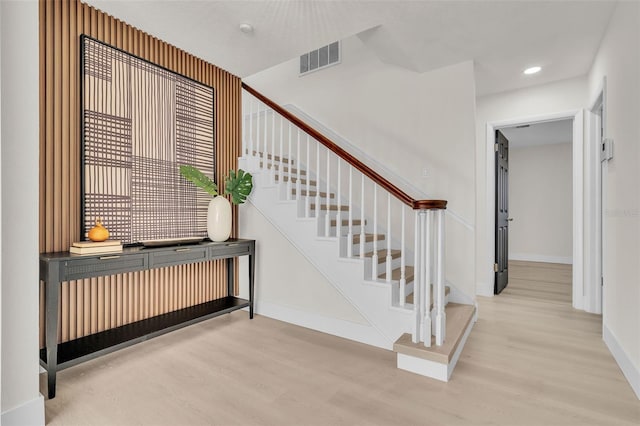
[45,262,60,399]
[249,241,255,319]
[226,257,234,297]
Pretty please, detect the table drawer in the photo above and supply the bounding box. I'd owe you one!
[149,246,209,268]
[63,253,148,280]
[209,242,250,259]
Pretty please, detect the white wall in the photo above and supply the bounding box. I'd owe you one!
[588,1,640,399]
[239,203,368,325]
[0,0,3,411]
[0,0,45,424]
[509,143,573,264]
[475,76,588,295]
[243,34,477,319]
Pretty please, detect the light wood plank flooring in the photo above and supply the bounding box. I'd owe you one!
[42,261,639,425]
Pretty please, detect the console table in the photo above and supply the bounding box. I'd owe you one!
[39,238,255,399]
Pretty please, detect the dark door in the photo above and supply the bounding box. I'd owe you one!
[495,130,509,294]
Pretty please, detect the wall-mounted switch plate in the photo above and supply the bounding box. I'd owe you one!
[601,138,614,162]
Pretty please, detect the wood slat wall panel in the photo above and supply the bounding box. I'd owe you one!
[40,0,242,347]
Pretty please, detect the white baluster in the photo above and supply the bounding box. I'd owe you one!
[399,204,406,307]
[256,101,260,161]
[371,184,378,279]
[347,167,353,257]
[386,193,392,282]
[305,134,310,218]
[423,209,432,347]
[325,148,331,237]
[435,209,446,346]
[248,95,253,156]
[262,105,267,168]
[336,159,341,238]
[359,175,365,259]
[270,110,275,183]
[315,141,320,219]
[412,211,421,344]
[242,93,247,155]
[287,123,292,200]
[296,130,301,206]
[279,115,283,186]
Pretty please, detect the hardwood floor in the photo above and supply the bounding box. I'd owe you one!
[42,261,639,425]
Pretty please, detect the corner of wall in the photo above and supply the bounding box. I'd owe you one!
[603,325,640,400]
[1,395,45,426]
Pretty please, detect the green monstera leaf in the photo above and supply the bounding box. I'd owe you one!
[179,165,218,196]
[224,169,253,205]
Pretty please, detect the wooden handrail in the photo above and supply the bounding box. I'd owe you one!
[242,83,447,211]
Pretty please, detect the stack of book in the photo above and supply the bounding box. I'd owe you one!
[69,240,123,255]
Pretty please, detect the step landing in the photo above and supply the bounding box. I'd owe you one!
[393,303,476,381]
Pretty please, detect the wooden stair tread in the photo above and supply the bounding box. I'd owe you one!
[293,189,334,198]
[310,204,349,211]
[352,233,385,244]
[331,219,365,226]
[405,286,451,305]
[379,265,414,282]
[252,151,291,164]
[366,249,401,264]
[261,162,306,175]
[393,303,476,364]
[275,175,317,186]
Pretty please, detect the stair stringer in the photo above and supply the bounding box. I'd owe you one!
[245,169,414,350]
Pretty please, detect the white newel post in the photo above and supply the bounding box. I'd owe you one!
[435,209,446,346]
[413,210,421,344]
[423,209,432,347]
[399,204,406,307]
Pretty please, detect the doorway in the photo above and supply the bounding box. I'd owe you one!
[485,108,604,313]
[493,120,574,295]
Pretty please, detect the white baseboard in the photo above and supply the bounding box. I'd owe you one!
[254,300,392,350]
[475,281,494,297]
[509,253,572,265]
[1,395,45,426]
[603,324,640,400]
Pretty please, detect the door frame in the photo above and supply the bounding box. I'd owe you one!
[484,110,584,304]
[585,77,607,315]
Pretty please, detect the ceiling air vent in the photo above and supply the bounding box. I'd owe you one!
[299,41,340,76]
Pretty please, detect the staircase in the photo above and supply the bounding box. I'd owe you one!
[240,83,476,381]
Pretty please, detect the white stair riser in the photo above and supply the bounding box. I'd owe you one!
[379,257,401,277]
[331,225,363,237]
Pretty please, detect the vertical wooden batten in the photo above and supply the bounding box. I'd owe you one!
[40,0,242,347]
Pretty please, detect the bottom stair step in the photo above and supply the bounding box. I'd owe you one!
[393,303,476,381]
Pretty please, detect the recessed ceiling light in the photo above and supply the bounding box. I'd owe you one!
[523,66,541,75]
[239,23,254,34]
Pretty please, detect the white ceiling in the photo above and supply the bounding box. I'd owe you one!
[85,0,617,96]
[500,119,573,148]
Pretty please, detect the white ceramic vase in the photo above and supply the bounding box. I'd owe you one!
[207,196,232,242]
